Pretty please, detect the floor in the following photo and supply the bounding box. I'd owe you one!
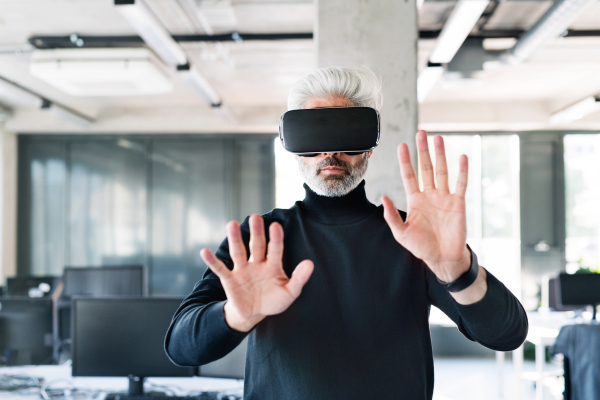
[433,357,565,400]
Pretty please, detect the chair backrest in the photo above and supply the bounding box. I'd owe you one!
[62,265,147,298]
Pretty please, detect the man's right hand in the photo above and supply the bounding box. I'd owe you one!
[200,215,314,332]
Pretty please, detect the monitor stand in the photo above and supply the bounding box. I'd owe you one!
[104,376,166,399]
[128,375,144,395]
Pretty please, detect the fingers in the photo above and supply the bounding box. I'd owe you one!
[200,248,231,280]
[285,260,314,299]
[227,221,248,267]
[434,135,450,193]
[397,144,419,195]
[455,154,469,198]
[416,130,435,190]
[249,215,266,262]
[266,222,284,263]
[381,196,406,238]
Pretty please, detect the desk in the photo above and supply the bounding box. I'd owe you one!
[0,364,244,400]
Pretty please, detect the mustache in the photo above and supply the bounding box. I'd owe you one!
[316,156,350,174]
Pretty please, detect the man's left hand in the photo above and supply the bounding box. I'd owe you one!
[382,131,473,286]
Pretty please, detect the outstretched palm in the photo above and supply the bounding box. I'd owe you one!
[200,215,314,332]
[382,130,471,283]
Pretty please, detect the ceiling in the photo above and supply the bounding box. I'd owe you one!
[0,0,599,133]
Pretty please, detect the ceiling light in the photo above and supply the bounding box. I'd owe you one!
[177,63,221,106]
[0,77,43,107]
[502,0,597,65]
[549,96,600,125]
[115,0,188,66]
[41,100,94,128]
[417,64,445,103]
[30,48,173,96]
[429,0,489,64]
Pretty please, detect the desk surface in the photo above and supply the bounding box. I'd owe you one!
[526,310,594,346]
[0,364,244,400]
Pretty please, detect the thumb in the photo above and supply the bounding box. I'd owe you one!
[285,260,314,299]
[382,196,406,239]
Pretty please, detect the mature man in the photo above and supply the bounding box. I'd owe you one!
[165,67,528,399]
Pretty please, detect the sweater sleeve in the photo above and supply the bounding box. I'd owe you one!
[426,261,529,352]
[164,217,252,366]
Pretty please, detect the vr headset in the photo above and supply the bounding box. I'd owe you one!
[279,107,380,157]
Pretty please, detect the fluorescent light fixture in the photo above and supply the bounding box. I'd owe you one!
[30,48,173,96]
[429,0,489,64]
[41,100,94,128]
[417,64,445,103]
[503,0,597,65]
[550,96,600,125]
[0,77,43,107]
[115,0,188,66]
[177,63,221,106]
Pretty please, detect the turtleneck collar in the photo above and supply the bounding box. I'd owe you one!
[299,180,378,225]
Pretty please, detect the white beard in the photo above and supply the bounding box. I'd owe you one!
[298,154,369,197]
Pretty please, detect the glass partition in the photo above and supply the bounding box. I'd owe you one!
[18,135,275,296]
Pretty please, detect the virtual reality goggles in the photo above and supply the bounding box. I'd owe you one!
[279,107,380,157]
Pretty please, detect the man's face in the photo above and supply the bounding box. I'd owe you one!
[295,97,373,197]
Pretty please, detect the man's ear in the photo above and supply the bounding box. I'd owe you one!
[367,150,374,158]
[294,154,299,161]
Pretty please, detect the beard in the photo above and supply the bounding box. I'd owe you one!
[298,154,369,197]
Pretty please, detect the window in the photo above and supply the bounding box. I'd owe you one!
[427,135,521,324]
[564,134,600,273]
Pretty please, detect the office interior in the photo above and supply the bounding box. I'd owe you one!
[0,0,599,399]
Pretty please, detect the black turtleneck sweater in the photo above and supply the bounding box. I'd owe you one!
[165,181,528,400]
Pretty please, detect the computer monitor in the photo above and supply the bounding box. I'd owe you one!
[558,272,600,320]
[548,276,586,312]
[72,297,195,396]
[6,276,59,297]
[200,338,247,380]
[62,265,147,298]
[0,298,54,365]
[57,266,148,347]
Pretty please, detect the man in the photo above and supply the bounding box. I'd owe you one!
[165,67,528,399]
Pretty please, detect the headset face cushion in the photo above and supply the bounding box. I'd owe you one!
[279,107,380,155]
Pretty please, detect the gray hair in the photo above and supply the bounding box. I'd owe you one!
[287,66,383,111]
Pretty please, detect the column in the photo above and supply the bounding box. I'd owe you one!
[316,0,418,209]
[0,123,17,284]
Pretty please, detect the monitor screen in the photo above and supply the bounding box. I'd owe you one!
[72,297,195,378]
[200,338,247,380]
[0,298,54,365]
[6,276,59,297]
[559,273,600,306]
[63,266,147,298]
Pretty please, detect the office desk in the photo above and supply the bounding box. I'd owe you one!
[0,364,244,400]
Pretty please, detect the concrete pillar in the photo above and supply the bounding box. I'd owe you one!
[316,0,418,209]
[0,124,17,284]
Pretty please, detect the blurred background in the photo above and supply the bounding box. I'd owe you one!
[0,1,600,400]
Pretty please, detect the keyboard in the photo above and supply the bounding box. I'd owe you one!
[105,392,241,400]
